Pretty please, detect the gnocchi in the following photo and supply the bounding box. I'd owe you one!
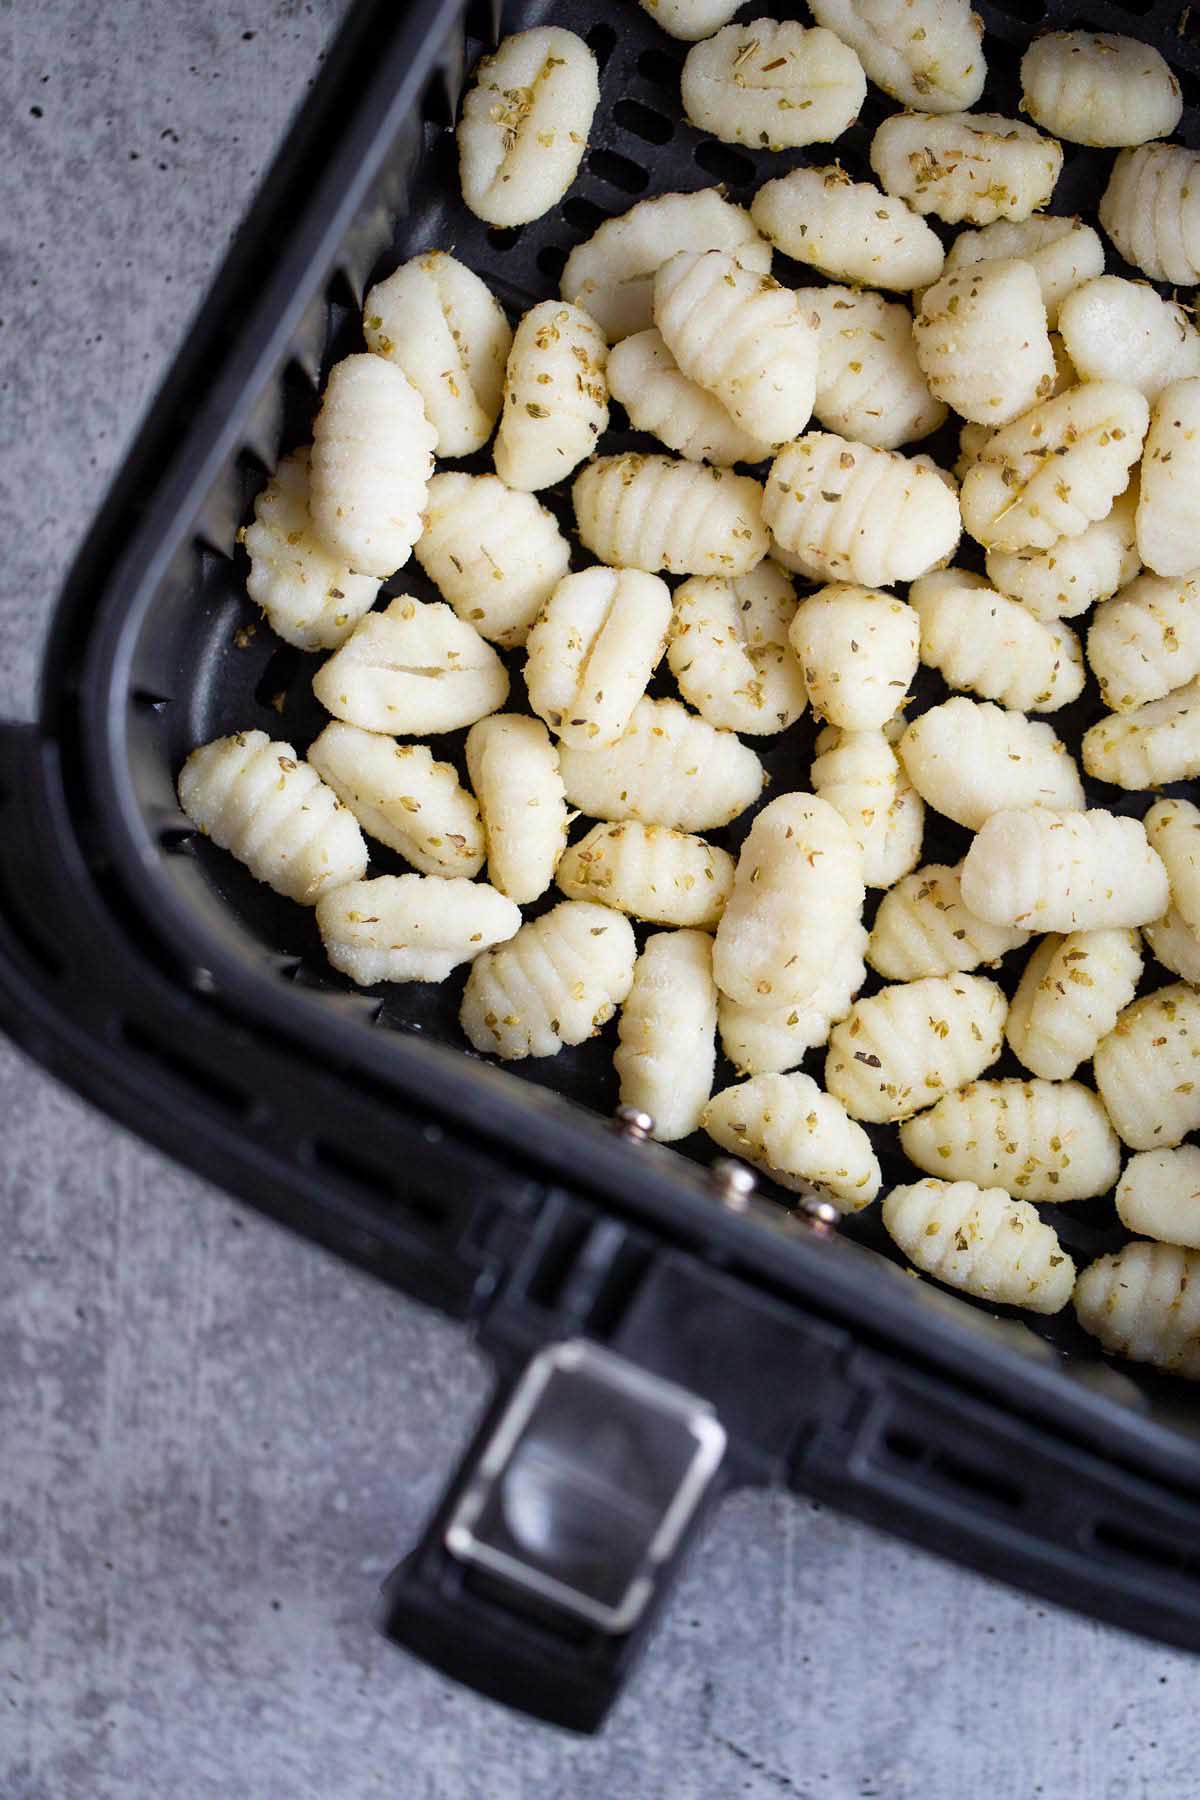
[1004,928,1143,1081]
[962,807,1169,933]
[315,874,520,985]
[796,284,945,451]
[789,584,920,729]
[464,713,568,904]
[703,1071,882,1210]
[984,480,1140,621]
[807,0,984,113]
[493,300,609,491]
[308,723,484,877]
[1057,278,1200,405]
[1116,1146,1200,1250]
[460,900,637,1060]
[1144,797,1200,939]
[1087,573,1200,713]
[680,20,866,150]
[309,354,436,579]
[1099,144,1200,287]
[883,1179,1075,1313]
[1144,905,1200,986]
[524,565,672,748]
[1136,378,1200,578]
[718,924,868,1075]
[457,27,598,228]
[908,568,1085,712]
[913,260,1056,427]
[870,111,1062,227]
[1081,677,1200,789]
[900,1077,1120,1202]
[810,722,925,888]
[605,329,774,466]
[614,930,718,1142]
[556,821,734,929]
[312,596,509,737]
[557,696,765,832]
[1094,982,1200,1150]
[638,0,743,39]
[1020,32,1182,150]
[668,562,807,735]
[242,449,380,653]
[1075,1241,1200,1376]
[414,471,570,649]
[573,454,768,576]
[897,697,1084,831]
[750,163,945,292]
[868,861,1030,981]
[937,214,1104,328]
[825,973,1007,1123]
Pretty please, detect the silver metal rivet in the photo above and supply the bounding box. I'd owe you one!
[710,1158,757,1211]
[614,1104,655,1142]
[799,1194,840,1237]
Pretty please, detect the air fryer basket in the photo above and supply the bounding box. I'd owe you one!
[7,0,1200,1732]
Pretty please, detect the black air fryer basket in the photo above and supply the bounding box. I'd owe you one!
[9,0,1200,1733]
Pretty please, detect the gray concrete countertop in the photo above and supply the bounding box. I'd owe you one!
[1,3,1194,1795]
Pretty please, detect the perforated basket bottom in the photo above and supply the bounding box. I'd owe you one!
[147,0,1200,1391]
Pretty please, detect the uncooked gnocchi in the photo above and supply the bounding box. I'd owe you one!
[1117,1146,1200,1249]
[312,597,508,737]
[750,164,945,291]
[1075,1241,1200,1376]
[717,924,867,1075]
[913,260,1055,426]
[415,471,570,649]
[883,1179,1075,1313]
[796,284,945,450]
[704,1071,882,1210]
[523,565,672,748]
[573,454,768,576]
[606,329,773,466]
[464,713,568,905]
[1142,799,1200,942]
[1094,982,1200,1150]
[962,807,1169,932]
[937,214,1104,327]
[897,698,1084,832]
[1082,678,1200,789]
[1020,32,1181,150]
[178,731,367,905]
[614,930,718,1142]
[870,111,1062,226]
[242,449,379,652]
[680,19,866,150]
[309,354,436,579]
[668,562,807,735]
[1087,574,1200,712]
[556,696,765,832]
[788,584,920,729]
[825,973,1007,1123]
[899,1077,1120,1202]
[807,0,984,112]
[493,300,608,491]
[1004,928,1143,1082]
[1144,906,1200,986]
[810,723,924,888]
[984,481,1140,621]
[556,821,734,929]
[457,27,598,228]
[909,568,1085,712]
[460,900,637,1060]
[1099,144,1200,287]
[315,874,520,985]
[1136,378,1200,577]
[868,861,1030,981]
[308,723,484,877]
[1057,278,1200,405]
[638,0,743,39]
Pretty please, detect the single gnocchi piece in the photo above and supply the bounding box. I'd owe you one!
[718,923,867,1074]
[1081,678,1200,789]
[315,874,520,985]
[750,164,945,292]
[638,0,744,40]
[870,111,1062,227]
[1137,378,1200,578]
[913,260,1056,427]
[868,861,1030,981]
[937,215,1104,328]
[460,900,637,1060]
[414,472,570,649]
[614,930,718,1142]
[312,596,508,737]
[1075,1241,1200,1376]
[654,250,819,446]
[457,27,598,228]
[713,793,866,1008]
[556,696,765,831]
[1094,981,1200,1149]
[1004,928,1143,1081]
[788,584,920,729]
[984,480,1140,621]
[668,562,807,735]
[524,566,672,749]
[810,723,924,889]
[178,731,368,905]
[1144,798,1200,940]
[897,698,1084,832]
[796,285,945,450]
[680,19,866,150]
[1087,574,1200,713]
[309,355,436,579]
[1144,905,1200,986]
[961,808,1169,932]
[464,713,568,905]
[606,329,774,466]
[573,454,768,576]
[1057,278,1200,405]
[1099,145,1200,287]
[493,300,608,491]
[900,1078,1120,1203]
[764,435,960,588]
[308,723,484,877]
[703,1071,881,1210]
[825,973,1007,1123]
[1117,1146,1200,1249]
[556,821,734,929]
[561,188,771,343]
[242,450,380,652]
[909,568,1085,712]
[883,1179,1074,1313]
[960,381,1148,554]
[1020,32,1182,150]
[363,252,511,457]
[807,0,984,112]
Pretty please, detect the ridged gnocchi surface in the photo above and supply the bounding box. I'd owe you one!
[493,300,608,491]
[668,562,807,735]
[913,259,1055,427]
[883,1179,1075,1312]
[465,713,568,904]
[308,723,484,877]
[560,188,771,342]
[750,163,945,291]
[637,0,743,39]
[1081,677,1200,789]
[556,696,765,832]
[1137,378,1200,578]
[1099,145,1200,287]
[524,565,672,748]
[807,0,984,112]
[1075,1242,1200,1375]
[606,329,773,466]
[1144,797,1200,937]
[870,111,1062,226]
[789,584,920,729]
[315,874,520,985]
[1095,982,1200,1150]
[242,449,380,652]
[718,924,867,1074]
[984,481,1140,621]
[764,434,961,588]
[796,284,945,450]
[1057,278,1200,404]
[868,861,1030,980]
[703,1071,882,1210]
[556,821,734,928]
[909,568,1084,712]
[713,793,866,1008]
[1020,32,1182,150]
[1087,574,1200,712]
[457,27,598,228]
[178,731,367,905]
[460,900,637,1060]
[363,252,511,457]
[614,930,718,1142]
[309,355,436,579]
[962,807,1169,931]
[810,723,924,889]
[654,250,819,446]
[680,19,866,150]
[825,973,1007,1123]
[1144,905,1200,986]
[897,697,1084,831]
[415,471,570,649]
[573,454,768,576]
[1005,928,1143,1081]
[312,597,508,737]
[900,1077,1120,1202]
[937,215,1104,327]
[1117,1146,1200,1249]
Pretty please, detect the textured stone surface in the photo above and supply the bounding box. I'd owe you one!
[1,1,1197,1795]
